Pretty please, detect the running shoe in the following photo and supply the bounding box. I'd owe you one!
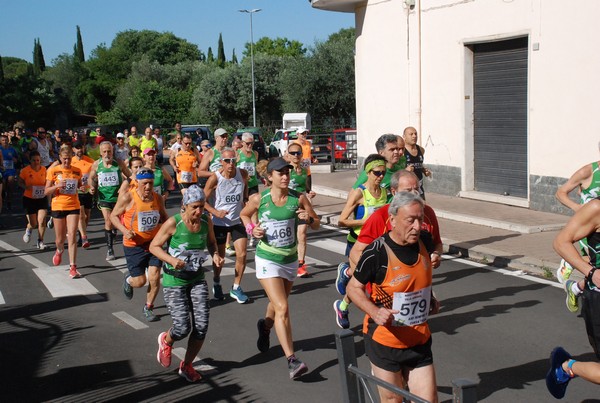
[556,259,574,284]
[23,229,32,243]
[179,361,202,382]
[81,237,90,249]
[213,283,224,300]
[257,318,270,353]
[106,248,115,261]
[52,249,63,266]
[333,299,350,329]
[143,304,159,322]
[69,265,81,279]
[37,240,46,250]
[47,217,53,229]
[336,262,351,295]
[225,246,236,257]
[545,347,572,399]
[157,331,172,367]
[297,264,309,278]
[564,280,579,313]
[123,275,133,300]
[230,287,250,304]
[288,357,308,380]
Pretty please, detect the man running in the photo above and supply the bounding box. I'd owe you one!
[204,148,250,303]
[110,167,169,322]
[71,141,95,248]
[171,134,201,195]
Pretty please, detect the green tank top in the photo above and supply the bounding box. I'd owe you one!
[97,161,122,202]
[153,166,164,195]
[209,149,222,172]
[256,189,301,264]
[289,166,308,193]
[237,150,258,188]
[87,145,101,161]
[163,213,209,286]
[581,161,600,204]
[347,185,388,243]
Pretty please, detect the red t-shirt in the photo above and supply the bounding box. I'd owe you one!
[356,204,442,246]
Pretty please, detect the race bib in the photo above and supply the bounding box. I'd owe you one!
[239,162,255,176]
[138,210,160,232]
[81,173,89,186]
[60,179,78,195]
[3,160,14,170]
[32,185,46,199]
[263,219,295,247]
[98,171,119,187]
[179,249,208,272]
[392,285,431,327]
[300,158,310,169]
[180,171,193,183]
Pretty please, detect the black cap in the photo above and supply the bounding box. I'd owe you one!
[72,140,84,149]
[267,157,293,173]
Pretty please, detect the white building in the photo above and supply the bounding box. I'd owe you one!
[311,0,600,214]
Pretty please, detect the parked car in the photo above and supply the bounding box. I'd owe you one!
[181,125,213,145]
[233,127,267,160]
[311,129,356,163]
[269,129,298,158]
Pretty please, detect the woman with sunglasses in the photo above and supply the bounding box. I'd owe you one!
[286,142,316,278]
[240,157,320,380]
[335,154,389,328]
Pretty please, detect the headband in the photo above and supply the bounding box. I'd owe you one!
[365,160,386,173]
[136,171,154,180]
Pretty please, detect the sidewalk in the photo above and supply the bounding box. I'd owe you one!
[310,169,572,280]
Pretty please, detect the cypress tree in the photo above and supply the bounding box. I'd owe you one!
[231,48,238,64]
[0,55,4,82]
[33,39,39,75]
[37,39,46,72]
[75,25,85,62]
[207,47,214,63]
[217,33,226,68]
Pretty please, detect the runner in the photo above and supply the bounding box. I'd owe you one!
[204,147,250,303]
[45,144,84,279]
[89,141,131,261]
[172,134,201,195]
[240,157,320,379]
[237,132,261,247]
[1,134,19,211]
[142,148,174,203]
[110,167,168,322]
[70,141,95,248]
[286,142,316,277]
[139,126,158,154]
[150,185,223,382]
[18,150,48,249]
[347,191,440,403]
[334,154,388,328]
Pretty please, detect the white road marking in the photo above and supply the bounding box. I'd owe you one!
[172,347,218,373]
[305,255,334,268]
[32,266,100,298]
[0,239,48,267]
[112,311,149,330]
[307,238,347,256]
[0,291,5,305]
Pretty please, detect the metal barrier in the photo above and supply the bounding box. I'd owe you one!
[307,131,358,170]
[335,330,478,403]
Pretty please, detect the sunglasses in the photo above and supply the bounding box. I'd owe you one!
[371,170,386,177]
[288,151,302,156]
[183,142,192,145]
[244,142,253,146]
[221,158,236,164]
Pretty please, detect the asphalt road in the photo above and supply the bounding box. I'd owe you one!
[1,195,599,402]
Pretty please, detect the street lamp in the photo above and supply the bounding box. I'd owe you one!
[239,8,261,127]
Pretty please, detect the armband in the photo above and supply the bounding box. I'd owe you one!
[587,266,598,288]
[245,222,256,235]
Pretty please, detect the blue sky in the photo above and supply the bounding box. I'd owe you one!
[0,0,354,64]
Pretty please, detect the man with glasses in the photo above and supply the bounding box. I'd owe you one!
[203,147,250,303]
[199,128,229,174]
[29,127,55,168]
[353,134,406,201]
[172,134,201,195]
[114,133,130,162]
[237,132,260,196]
[292,127,313,184]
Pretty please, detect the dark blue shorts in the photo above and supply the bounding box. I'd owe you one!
[124,245,161,277]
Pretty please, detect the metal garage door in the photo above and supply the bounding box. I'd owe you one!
[473,37,528,198]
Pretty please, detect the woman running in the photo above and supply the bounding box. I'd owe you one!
[45,144,83,278]
[18,150,48,249]
[240,157,320,380]
[150,185,224,382]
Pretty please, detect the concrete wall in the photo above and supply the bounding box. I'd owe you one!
[348,0,600,213]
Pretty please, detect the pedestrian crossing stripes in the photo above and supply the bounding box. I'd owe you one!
[172,347,218,373]
[307,238,347,257]
[0,291,5,305]
[32,266,100,298]
[112,311,149,330]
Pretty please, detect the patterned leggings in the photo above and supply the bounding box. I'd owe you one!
[163,281,210,341]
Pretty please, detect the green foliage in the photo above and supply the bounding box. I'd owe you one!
[217,33,226,68]
[33,38,46,75]
[2,57,30,78]
[0,55,4,82]
[207,47,214,63]
[244,37,306,58]
[0,73,56,129]
[44,53,90,114]
[75,25,85,62]
[231,49,238,64]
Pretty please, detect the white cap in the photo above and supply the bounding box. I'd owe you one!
[297,127,309,134]
[116,132,125,138]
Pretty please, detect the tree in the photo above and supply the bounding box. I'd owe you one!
[75,25,85,62]
[217,33,226,68]
[2,57,29,78]
[0,55,4,83]
[243,37,306,58]
[231,49,238,64]
[207,47,214,63]
[33,38,46,75]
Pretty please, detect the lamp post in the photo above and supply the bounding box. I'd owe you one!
[239,8,261,127]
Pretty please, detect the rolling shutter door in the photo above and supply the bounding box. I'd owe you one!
[473,37,528,198]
